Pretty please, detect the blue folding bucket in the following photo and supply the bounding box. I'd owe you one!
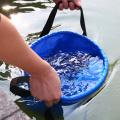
[28,30,108,105]
[10,2,108,106]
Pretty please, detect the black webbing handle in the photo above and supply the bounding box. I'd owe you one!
[79,6,87,36]
[40,1,87,37]
[10,76,31,97]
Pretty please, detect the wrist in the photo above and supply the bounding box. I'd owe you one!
[29,60,52,78]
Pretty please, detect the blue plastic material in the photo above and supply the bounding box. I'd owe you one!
[24,31,108,105]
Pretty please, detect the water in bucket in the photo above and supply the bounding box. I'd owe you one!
[44,48,104,97]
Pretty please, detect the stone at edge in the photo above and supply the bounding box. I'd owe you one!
[0,87,31,120]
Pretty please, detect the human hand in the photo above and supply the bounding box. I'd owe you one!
[29,61,62,107]
[53,0,82,10]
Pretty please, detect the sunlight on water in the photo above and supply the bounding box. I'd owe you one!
[2,5,17,11]
[45,50,103,97]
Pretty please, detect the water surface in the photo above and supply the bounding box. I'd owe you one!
[0,0,120,119]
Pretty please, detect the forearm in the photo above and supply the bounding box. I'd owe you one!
[0,13,49,76]
[0,10,62,107]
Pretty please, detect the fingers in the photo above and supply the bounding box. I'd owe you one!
[45,101,53,108]
[44,92,62,107]
[69,2,75,10]
[31,94,61,108]
[62,0,68,9]
[31,93,61,108]
[45,95,62,107]
[53,99,60,104]
[45,99,60,107]
[59,2,75,10]
[59,3,64,10]
[58,0,81,10]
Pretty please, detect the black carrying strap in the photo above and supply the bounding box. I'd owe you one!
[40,1,87,37]
[10,76,31,97]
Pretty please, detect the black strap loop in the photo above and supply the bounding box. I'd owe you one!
[40,1,87,37]
[10,76,31,97]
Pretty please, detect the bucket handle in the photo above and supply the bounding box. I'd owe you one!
[10,76,31,97]
[40,1,87,37]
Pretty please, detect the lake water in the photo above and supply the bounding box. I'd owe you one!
[0,0,120,120]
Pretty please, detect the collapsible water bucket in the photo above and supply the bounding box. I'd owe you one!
[10,1,108,106]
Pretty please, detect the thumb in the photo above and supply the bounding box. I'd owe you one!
[73,0,82,7]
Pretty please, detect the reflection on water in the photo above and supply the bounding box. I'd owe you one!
[0,0,120,120]
[0,0,49,18]
[15,98,64,120]
[0,62,10,80]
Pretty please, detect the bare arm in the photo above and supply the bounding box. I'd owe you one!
[0,13,62,107]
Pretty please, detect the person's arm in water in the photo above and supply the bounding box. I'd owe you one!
[0,13,62,107]
[53,0,82,10]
